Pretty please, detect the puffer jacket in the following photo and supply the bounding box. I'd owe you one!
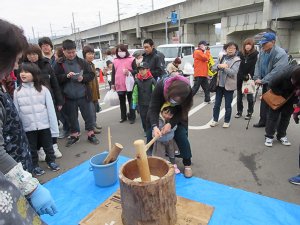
[13,83,59,137]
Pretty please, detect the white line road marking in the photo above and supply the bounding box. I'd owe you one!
[100,105,120,113]
[188,95,216,117]
[189,96,237,130]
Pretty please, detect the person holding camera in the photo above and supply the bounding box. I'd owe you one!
[192,40,211,102]
[235,38,258,120]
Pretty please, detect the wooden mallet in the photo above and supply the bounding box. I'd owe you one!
[134,139,151,182]
[103,127,123,164]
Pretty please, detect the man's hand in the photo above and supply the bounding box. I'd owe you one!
[255,79,262,85]
[161,123,171,135]
[152,126,162,138]
[67,72,75,78]
[77,75,83,82]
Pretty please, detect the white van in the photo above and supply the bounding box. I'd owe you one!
[157,44,195,70]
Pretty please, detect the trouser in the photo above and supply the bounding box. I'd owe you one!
[118,91,135,121]
[236,79,254,114]
[59,105,80,133]
[258,84,269,125]
[213,87,234,123]
[265,97,294,139]
[192,76,211,101]
[91,101,98,127]
[146,123,192,166]
[26,128,55,167]
[64,97,94,133]
[139,105,149,132]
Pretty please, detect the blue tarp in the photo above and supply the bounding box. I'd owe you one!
[41,156,300,225]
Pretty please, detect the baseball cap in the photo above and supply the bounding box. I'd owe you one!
[198,40,208,46]
[137,62,149,69]
[259,32,276,45]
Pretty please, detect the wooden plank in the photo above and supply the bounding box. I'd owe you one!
[80,190,214,225]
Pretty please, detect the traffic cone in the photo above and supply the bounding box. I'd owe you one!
[99,69,105,84]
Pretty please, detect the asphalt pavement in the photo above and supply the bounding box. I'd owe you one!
[38,85,300,205]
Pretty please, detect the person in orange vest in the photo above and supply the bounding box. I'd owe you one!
[192,40,211,103]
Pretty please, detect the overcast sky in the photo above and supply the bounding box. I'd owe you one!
[0,0,185,40]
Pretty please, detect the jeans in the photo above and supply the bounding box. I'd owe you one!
[236,79,254,114]
[64,97,94,133]
[265,97,294,139]
[146,123,192,166]
[192,76,211,102]
[26,128,55,167]
[118,91,135,121]
[213,86,234,123]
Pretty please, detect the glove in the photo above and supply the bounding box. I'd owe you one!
[293,106,300,124]
[132,103,137,110]
[30,184,57,216]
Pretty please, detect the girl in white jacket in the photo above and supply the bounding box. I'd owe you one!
[14,62,60,176]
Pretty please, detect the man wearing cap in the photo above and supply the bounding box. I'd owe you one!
[192,40,211,102]
[253,32,288,128]
[132,62,156,135]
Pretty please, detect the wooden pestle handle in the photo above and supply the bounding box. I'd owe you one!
[134,139,151,182]
[145,136,159,152]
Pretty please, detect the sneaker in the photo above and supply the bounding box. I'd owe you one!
[47,162,60,172]
[93,127,102,134]
[53,144,62,158]
[222,122,230,128]
[38,148,46,162]
[58,130,70,139]
[265,137,273,147]
[95,124,102,129]
[88,134,100,145]
[210,121,218,127]
[65,136,80,147]
[235,112,242,118]
[33,166,45,176]
[173,164,180,174]
[175,150,180,156]
[288,174,300,185]
[278,136,291,146]
[184,166,193,178]
[204,100,211,104]
[245,113,252,120]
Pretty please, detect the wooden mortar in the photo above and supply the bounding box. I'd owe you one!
[119,156,177,225]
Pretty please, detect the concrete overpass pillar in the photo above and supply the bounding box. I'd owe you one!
[271,21,292,51]
[194,23,216,45]
[221,17,229,44]
[262,0,273,29]
[183,24,195,44]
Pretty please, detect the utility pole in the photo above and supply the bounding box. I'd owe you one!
[117,0,122,43]
[32,27,36,43]
[72,12,77,47]
[178,6,181,43]
[151,0,154,10]
[50,23,53,39]
[165,19,168,44]
[98,11,102,49]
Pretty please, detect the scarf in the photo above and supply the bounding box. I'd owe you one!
[137,70,153,81]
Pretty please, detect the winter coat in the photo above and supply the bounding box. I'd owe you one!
[54,56,95,101]
[111,56,135,92]
[253,45,288,84]
[142,48,165,79]
[88,62,100,102]
[213,54,241,91]
[237,50,258,81]
[166,62,179,74]
[193,49,210,77]
[13,83,59,137]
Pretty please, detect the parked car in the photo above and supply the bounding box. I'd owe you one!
[157,44,195,70]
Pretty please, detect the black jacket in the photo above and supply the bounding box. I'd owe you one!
[54,56,95,100]
[142,48,165,79]
[23,58,64,106]
[237,50,259,81]
[269,64,300,100]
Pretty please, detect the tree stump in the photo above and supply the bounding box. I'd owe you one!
[119,157,177,225]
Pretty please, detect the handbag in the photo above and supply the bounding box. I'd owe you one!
[209,75,218,92]
[242,76,256,94]
[262,90,292,110]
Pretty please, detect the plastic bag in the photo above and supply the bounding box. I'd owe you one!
[125,72,135,91]
[103,90,119,106]
[242,76,256,94]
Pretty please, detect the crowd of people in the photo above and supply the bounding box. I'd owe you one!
[1,18,300,224]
